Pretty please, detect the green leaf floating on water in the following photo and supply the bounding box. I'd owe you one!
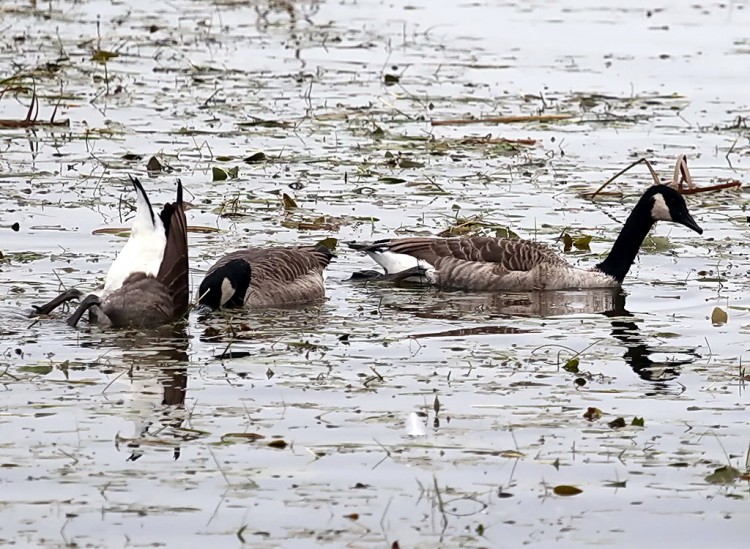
[17,365,53,375]
[563,357,579,373]
[91,49,119,63]
[563,233,592,252]
[212,167,228,181]
[316,237,338,251]
[641,235,676,252]
[573,234,592,250]
[705,465,741,485]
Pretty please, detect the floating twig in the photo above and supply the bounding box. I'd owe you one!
[587,154,742,199]
[431,113,574,126]
[459,136,537,146]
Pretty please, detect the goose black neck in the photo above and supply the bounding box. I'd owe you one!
[595,200,655,283]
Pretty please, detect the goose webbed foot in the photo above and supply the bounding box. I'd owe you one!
[32,288,83,317]
[66,294,101,328]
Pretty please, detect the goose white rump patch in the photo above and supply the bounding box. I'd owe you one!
[102,218,167,295]
[368,250,437,280]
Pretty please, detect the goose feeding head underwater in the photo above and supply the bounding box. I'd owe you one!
[33,176,189,329]
[196,243,335,311]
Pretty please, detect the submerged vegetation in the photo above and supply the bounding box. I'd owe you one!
[1,0,750,547]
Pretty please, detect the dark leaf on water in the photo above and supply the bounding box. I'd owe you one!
[631,416,645,427]
[608,417,626,429]
[121,153,142,161]
[379,176,407,184]
[583,407,602,421]
[146,156,163,172]
[244,152,267,163]
[267,439,288,450]
[11,222,19,232]
[705,465,741,485]
[553,485,583,496]
[384,73,400,85]
[212,167,228,181]
[563,233,573,252]
[282,193,298,209]
[221,432,265,443]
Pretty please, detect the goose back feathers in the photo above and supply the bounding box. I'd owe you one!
[198,244,333,310]
[350,185,703,291]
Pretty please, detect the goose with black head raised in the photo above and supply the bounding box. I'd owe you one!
[348,185,703,291]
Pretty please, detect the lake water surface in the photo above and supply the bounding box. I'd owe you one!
[1,0,749,547]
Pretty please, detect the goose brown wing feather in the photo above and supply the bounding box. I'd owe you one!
[156,182,189,320]
[206,246,331,282]
[205,246,332,307]
[243,246,331,307]
[382,237,564,272]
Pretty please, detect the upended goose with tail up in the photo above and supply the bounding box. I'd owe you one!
[35,177,189,328]
[196,244,334,310]
[349,185,703,291]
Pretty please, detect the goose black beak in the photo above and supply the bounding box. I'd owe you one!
[677,211,703,235]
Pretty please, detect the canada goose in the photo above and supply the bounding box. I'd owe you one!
[349,185,703,291]
[196,244,334,310]
[34,177,189,328]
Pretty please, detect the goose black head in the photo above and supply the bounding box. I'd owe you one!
[197,258,251,310]
[645,185,703,234]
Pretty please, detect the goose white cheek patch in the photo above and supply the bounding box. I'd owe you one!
[220,278,235,306]
[651,193,672,221]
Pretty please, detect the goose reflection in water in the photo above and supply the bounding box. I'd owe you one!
[80,329,191,461]
[355,281,699,385]
[602,294,700,386]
